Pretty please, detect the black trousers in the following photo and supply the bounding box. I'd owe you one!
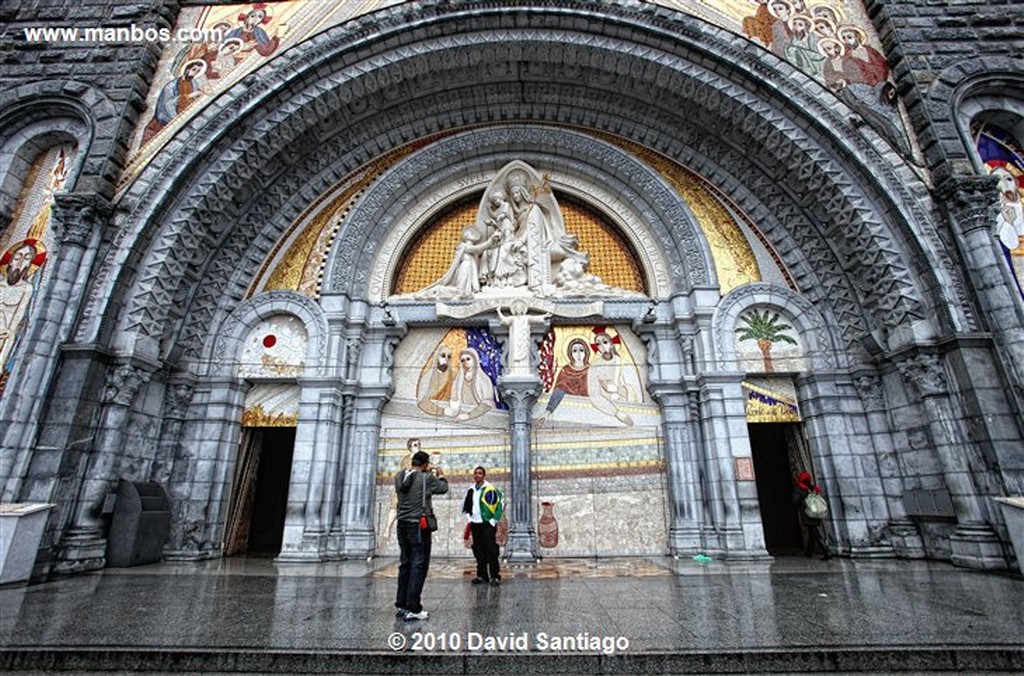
[396,520,431,612]
[801,517,829,557]
[470,521,500,580]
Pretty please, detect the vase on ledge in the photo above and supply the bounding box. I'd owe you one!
[538,501,558,549]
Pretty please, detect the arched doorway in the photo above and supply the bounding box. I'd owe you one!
[223,426,297,557]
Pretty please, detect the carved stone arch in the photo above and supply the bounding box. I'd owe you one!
[205,290,329,379]
[0,83,106,223]
[331,127,694,301]
[921,56,1024,185]
[712,282,841,371]
[92,2,943,367]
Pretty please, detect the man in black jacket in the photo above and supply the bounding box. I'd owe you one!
[394,439,448,621]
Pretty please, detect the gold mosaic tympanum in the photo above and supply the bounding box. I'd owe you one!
[391,195,646,295]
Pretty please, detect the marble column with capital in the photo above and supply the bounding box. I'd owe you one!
[498,377,541,562]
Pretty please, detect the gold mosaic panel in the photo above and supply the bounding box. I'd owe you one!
[391,195,646,295]
[561,196,646,293]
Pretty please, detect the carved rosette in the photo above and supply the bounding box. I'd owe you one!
[102,363,152,406]
[895,354,947,398]
[51,194,113,248]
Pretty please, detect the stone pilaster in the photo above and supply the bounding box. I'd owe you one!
[647,382,703,554]
[852,371,923,558]
[277,377,345,562]
[497,376,541,562]
[696,373,767,559]
[163,377,247,561]
[0,194,111,501]
[337,386,389,558]
[895,351,1006,569]
[151,377,195,486]
[55,360,153,573]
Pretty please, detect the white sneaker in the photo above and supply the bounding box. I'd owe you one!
[403,610,429,621]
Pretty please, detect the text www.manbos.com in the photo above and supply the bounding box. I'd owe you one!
[21,25,224,43]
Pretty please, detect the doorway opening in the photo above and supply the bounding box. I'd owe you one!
[748,423,804,556]
[223,427,296,557]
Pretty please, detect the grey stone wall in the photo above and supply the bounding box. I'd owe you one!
[867,0,1024,185]
[0,0,176,201]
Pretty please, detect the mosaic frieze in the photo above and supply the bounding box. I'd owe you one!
[374,325,666,557]
[123,1,909,197]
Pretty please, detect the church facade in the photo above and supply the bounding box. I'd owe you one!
[1,0,1022,577]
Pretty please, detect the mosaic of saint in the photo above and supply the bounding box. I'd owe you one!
[975,122,1024,300]
[122,1,911,195]
[0,144,73,397]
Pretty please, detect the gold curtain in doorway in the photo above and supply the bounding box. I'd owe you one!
[223,429,262,556]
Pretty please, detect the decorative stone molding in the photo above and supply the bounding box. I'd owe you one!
[935,176,1002,236]
[101,363,152,406]
[164,381,195,419]
[895,353,948,398]
[50,194,113,248]
[852,373,886,411]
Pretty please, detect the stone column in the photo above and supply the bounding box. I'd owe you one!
[498,376,540,562]
[936,177,1024,401]
[852,371,923,558]
[647,382,703,554]
[337,386,389,558]
[697,373,768,558]
[0,194,111,501]
[895,352,1005,569]
[277,377,344,562]
[55,361,153,573]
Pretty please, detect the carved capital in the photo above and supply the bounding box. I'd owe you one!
[647,380,688,409]
[102,363,152,406]
[344,334,364,379]
[895,353,947,398]
[497,379,540,424]
[165,381,194,418]
[852,373,886,410]
[51,194,113,248]
[935,175,1001,236]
